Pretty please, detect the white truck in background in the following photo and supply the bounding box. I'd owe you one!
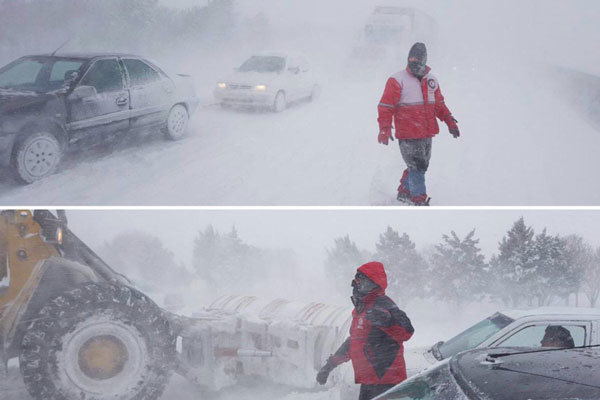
[350,4,438,71]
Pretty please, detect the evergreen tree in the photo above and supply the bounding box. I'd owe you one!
[583,247,600,307]
[98,230,191,294]
[491,217,536,307]
[429,230,488,306]
[324,235,366,296]
[192,225,266,288]
[563,235,593,306]
[531,230,570,306]
[374,227,427,304]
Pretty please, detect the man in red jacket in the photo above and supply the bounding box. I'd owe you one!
[316,261,414,400]
[377,42,460,205]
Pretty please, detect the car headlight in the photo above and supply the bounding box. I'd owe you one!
[254,85,267,91]
[217,82,227,89]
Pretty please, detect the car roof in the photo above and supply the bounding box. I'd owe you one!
[25,52,142,60]
[501,307,600,320]
[453,347,600,400]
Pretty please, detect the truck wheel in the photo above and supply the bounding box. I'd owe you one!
[164,104,189,141]
[272,91,287,113]
[13,131,62,183]
[19,282,176,400]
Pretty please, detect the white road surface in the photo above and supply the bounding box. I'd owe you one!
[0,364,339,400]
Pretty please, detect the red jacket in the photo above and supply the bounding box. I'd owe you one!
[331,262,414,385]
[378,66,454,140]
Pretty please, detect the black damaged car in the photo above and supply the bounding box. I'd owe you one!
[375,346,600,400]
[0,53,199,183]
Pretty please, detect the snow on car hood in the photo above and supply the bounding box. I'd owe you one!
[0,89,56,115]
[404,345,434,377]
[223,70,280,86]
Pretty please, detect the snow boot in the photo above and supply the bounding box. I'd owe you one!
[397,169,411,201]
[410,194,430,206]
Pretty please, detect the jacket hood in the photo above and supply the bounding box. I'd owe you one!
[357,261,387,291]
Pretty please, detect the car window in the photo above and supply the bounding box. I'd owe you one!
[80,59,124,93]
[438,313,514,359]
[287,56,300,70]
[239,56,285,73]
[499,324,586,348]
[0,59,44,89]
[123,59,161,86]
[48,60,84,89]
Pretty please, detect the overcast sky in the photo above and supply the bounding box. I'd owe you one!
[67,210,600,271]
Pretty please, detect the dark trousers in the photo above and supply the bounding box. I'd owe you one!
[398,138,432,196]
[359,384,396,400]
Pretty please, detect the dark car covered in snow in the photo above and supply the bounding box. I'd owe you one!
[0,53,199,183]
[376,346,600,400]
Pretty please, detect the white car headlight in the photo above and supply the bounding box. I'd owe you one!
[254,85,267,91]
[217,82,227,89]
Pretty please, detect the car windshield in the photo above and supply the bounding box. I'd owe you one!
[0,57,85,93]
[378,362,467,400]
[438,312,514,359]
[239,56,285,73]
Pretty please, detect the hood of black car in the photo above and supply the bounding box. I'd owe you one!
[0,90,56,115]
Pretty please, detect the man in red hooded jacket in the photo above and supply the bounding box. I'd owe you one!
[316,261,414,400]
[377,42,460,206]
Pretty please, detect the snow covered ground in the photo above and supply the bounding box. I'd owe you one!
[0,62,599,206]
[0,366,340,400]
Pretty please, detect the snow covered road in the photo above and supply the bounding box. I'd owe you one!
[1,67,599,206]
[0,365,339,400]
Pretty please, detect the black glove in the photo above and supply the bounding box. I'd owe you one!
[446,117,460,138]
[316,359,335,385]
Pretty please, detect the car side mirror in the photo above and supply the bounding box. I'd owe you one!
[71,85,97,99]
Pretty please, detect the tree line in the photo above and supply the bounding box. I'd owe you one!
[97,218,600,310]
[325,217,600,308]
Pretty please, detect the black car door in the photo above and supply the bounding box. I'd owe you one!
[67,58,130,139]
[122,58,175,129]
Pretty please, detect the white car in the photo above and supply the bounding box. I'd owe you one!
[214,52,319,112]
[405,307,600,376]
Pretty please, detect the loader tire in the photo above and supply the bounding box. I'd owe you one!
[19,282,176,400]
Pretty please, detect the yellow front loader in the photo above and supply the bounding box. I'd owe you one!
[0,210,351,400]
[0,210,176,400]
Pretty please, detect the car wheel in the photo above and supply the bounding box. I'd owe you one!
[272,91,287,113]
[13,131,62,184]
[164,104,189,141]
[310,84,321,101]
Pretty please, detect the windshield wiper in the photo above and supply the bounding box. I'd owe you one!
[430,341,444,361]
[487,344,600,360]
[492,365,600,390]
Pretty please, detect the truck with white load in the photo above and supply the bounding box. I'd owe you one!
[351,4,438,69]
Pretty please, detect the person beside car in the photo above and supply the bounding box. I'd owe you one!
[316,261,414,400]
